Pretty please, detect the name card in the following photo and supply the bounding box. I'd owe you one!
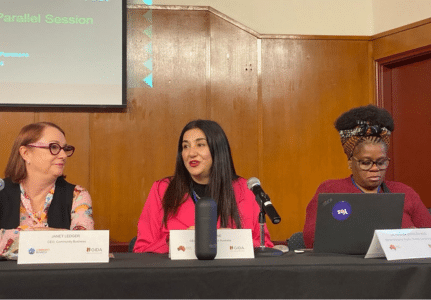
[169,229,254,260]
[17,230,109,264]
[365,228,431,260]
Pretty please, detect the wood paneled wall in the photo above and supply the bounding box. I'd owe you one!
[372,20,431,61]
[0,7,429,243]
[261,38,370,237]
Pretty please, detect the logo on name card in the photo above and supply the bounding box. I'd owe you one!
[177,246,186,252]
[28,248,49,254]
[332,201,351,221]
[229,246,245,251]
[389,244,397,250]
[86,247,102,253]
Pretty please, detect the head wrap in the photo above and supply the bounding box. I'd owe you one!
[338,120,391,158]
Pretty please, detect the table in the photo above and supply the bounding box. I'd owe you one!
[2,252,431,298]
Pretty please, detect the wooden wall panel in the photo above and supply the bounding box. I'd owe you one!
[5,8,429,244]
[373,22,431,60]
[0,113,35,175]
[261,39,371,240]
[209,13,259,179]
[90,9,208,242]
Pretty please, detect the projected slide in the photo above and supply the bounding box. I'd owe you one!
[0,0,125,107]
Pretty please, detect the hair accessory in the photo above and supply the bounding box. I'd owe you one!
[334,105,394,158]
[339,121,391,158]
[339,121,391,139]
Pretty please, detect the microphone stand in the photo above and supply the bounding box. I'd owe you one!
[254,200,283,257]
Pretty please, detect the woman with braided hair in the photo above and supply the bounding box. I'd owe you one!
[303,105,431,248]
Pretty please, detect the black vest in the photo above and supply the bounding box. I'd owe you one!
[0,177,75,229]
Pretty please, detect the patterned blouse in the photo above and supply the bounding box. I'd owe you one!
[0,184,94,258]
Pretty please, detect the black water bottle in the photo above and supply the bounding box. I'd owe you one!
[195,197,217,260]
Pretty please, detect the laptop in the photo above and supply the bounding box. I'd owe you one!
[313,193,405,255]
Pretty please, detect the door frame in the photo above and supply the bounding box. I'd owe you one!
[375,44,431,181]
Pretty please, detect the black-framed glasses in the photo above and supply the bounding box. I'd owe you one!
[351,157,390,171]
[27,142,75,157]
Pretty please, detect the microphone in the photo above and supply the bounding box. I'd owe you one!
[195,197,217,260]
[247,177,281,224]
[0,178,4,191]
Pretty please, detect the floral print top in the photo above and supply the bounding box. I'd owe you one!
[0,184,94,258]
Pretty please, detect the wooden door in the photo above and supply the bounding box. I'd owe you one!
[377,46,431,207]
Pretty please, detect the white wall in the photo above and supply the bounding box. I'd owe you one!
[128,0,431,36]
[372,0,431,34]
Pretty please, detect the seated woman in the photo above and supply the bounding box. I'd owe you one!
[134,119,273,253]
[0,122,94,259]
[303,105,431,248]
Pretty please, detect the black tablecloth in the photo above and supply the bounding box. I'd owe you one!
[2,252,431,298]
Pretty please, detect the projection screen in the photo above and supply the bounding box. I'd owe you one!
[0,0,126,107]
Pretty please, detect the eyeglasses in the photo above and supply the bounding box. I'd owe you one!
[351,157,390,171]
[27,143,75,157]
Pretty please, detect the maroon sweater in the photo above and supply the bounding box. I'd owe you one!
[303,176,431,248]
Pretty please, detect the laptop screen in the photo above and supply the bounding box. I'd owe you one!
[313,193,405,255]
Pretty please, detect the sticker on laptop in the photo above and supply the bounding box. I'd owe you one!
[332,201,351,221]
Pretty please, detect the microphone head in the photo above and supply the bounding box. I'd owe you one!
[247,177,261,190]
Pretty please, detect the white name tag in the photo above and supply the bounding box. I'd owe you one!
[365,228,431,260]
[17,230,109,264]
[169,229,254,260]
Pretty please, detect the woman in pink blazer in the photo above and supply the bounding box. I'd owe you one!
[134,119,273,253]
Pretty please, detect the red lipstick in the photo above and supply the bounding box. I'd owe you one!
[189,160,200,167]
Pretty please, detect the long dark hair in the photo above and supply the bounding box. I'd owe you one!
[162,120,241,228]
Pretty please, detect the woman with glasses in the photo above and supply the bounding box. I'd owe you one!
[133,119,273,253]
[303,105,431,248]
[0,122,94,259]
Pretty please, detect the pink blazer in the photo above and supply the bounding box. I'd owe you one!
[134,177,274,253]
